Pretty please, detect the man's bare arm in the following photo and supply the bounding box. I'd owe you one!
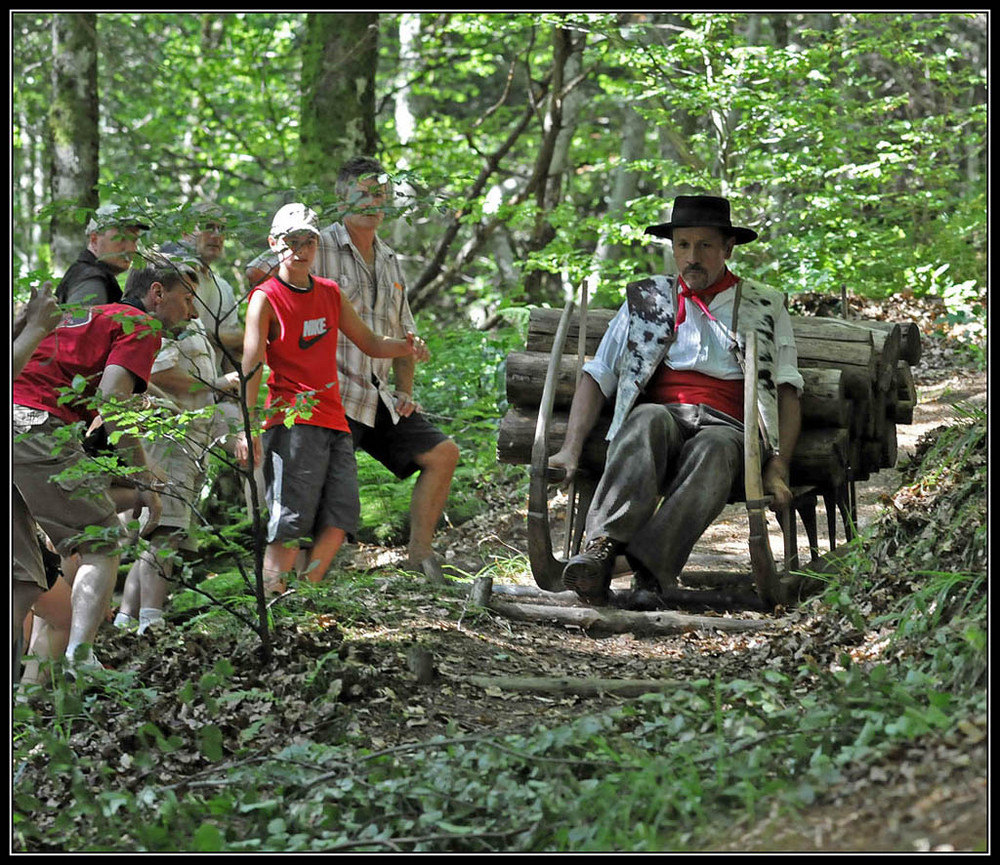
[547,372,607,484]
[763,383,801,510]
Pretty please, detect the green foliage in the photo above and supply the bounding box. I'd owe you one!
[14,641,985,851]
[10,13,988,853]
[355,314,524,544]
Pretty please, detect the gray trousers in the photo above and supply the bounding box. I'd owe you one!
[585,403,744,590]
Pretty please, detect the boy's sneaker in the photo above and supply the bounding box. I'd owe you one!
[137,616,167,636]
[113,611,139,632]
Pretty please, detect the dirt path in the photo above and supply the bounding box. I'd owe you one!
[344,367,987,853]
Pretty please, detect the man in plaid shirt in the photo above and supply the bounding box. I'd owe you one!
[247,157,459,579]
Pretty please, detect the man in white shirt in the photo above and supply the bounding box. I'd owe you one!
[549,195,803,607]
[162,203,244,376]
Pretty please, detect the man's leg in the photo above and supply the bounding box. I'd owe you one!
[263,542,299,594]
[117,566,141,628]
[134,533,179,633]
[407,438,460,568]
[584,403,687,542]
[300,526,347,583]
[65,550,121,664]
[626,423,743,592]
[564,404,686,602]
[19,577,74,687]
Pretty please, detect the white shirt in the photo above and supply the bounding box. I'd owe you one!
[584,285,804,400]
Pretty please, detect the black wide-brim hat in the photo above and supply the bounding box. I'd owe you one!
[645,195,758,244]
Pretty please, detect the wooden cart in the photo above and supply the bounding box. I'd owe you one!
[497,300,921,610]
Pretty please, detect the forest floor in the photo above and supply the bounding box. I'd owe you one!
[334,291,989,853]
[30,293,986,853]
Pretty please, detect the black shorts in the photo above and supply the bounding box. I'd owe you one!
[262,424,360,544]
[348,400,450,480]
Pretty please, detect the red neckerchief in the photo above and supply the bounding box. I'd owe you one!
[676,269,739,325]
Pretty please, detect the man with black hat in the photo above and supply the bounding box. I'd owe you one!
[56,203,151,306]
[549,194,804,608]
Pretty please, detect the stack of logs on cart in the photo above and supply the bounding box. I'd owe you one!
[497,306,922,559]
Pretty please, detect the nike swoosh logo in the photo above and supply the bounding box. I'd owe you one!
[298,330,331,350]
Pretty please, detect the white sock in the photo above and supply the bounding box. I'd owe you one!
[113,612,139,630]
[65,644,100,668]
[137,608,165,634]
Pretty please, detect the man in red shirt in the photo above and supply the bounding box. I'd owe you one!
[14,253,198,671]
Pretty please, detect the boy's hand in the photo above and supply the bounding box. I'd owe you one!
[405,332,430,362]
[235,430,262,467]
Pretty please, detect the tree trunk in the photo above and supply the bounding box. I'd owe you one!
[49,12,99,273]
[299,12,378,194]
[522,23,586,304]
[592,105,646,267]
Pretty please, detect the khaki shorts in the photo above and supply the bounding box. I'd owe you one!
[13,406,122,557]
[143,432,210,552]
[13,484,47,589]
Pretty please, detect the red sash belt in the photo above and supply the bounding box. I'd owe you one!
[642,367,744,421]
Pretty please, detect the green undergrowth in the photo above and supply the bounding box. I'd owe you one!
[12,410,986,852]
[13,649,986,853]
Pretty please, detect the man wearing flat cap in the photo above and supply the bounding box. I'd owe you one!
[56,203,151,306]
[549,194,804,608]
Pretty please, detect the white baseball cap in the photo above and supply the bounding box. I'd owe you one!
[269,203,320,238]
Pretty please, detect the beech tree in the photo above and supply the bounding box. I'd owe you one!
[48,12,100,272]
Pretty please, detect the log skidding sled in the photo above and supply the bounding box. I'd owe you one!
[499,300,921,611]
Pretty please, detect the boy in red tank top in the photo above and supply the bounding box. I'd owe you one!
[236,204,429,593]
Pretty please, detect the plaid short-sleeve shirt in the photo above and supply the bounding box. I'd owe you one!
[248,222,416,427]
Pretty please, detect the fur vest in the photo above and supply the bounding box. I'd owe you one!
[607,275,786,456]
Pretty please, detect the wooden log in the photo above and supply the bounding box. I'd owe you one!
[507,351,851,428]
[484,599,778,635]
[800,368,851,430]
[794,335,877,379]
[891,361,916,424]
[497,407,610,469]
[880,422,898,469]
[505,350,593,411]
[794,317,899,395]
[789,428,847,488]
[791,316,878,344]
[841,369,875,439]
[868,320,922,366]
[525,307,615,355]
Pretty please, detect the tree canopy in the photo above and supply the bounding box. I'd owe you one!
[13,12,986,321]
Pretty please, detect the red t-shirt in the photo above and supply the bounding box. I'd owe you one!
[252,275,349,432]
[13,303,162,425]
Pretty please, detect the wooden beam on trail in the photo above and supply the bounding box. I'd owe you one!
[485,598,777,636]
[463,675,680,698]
